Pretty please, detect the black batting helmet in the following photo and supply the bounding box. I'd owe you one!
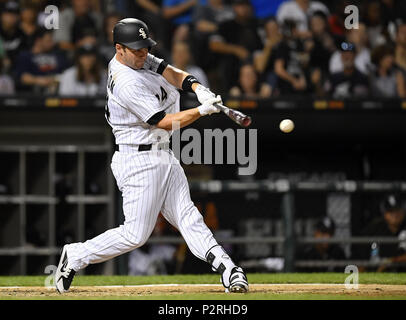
[113,18,156,50]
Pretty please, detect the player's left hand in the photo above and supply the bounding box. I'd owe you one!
[195,84,222,105]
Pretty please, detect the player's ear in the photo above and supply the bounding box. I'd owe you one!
[115,43,124,53]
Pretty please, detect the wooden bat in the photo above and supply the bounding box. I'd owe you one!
[214,103,252,127]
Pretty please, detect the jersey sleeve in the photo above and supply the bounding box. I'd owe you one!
[119,84,163,123]
[143,53,168,75]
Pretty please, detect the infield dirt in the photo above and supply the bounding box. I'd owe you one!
[1,284,406,298]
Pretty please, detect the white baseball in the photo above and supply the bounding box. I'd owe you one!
[279,119,294,133]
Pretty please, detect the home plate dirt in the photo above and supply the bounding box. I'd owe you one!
[0,284,406,297]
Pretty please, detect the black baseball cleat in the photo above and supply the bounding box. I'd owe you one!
[55,245,76,293]
[227,267,249,293]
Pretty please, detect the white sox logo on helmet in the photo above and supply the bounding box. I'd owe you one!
[139,28,147,39]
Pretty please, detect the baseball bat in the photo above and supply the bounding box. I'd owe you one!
[214,103,252,128]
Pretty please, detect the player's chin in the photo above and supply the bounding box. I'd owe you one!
[135,61,146,69]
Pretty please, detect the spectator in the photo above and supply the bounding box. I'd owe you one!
[0,40,15,95]
[308,11,336,74]
[209,0,262,91]
[191,0,234,68]
[326,42,369,99]
[0,70,15,94]
[99,12,122,67]
[171,41,209,87]
[329,23,372,75]
[135,0,162,22]
[295,216,346,272]
[327,0,351,44]
[162,0,200,25]
[380,0,406,28]
[135,0,170,48]
[370,45,400,97]
[14,28,69,94]
[162,0,200,43]
[229,63,272,98]
[307,11,336,96]
[363,0,387,49]
[53,0,103,51]
[58,44,107,96]
[36,0,69,27]
[20,3,40,51]
[253,17,282,89]
[276,0,329,38]
[251,0,287,21]
[395,22,406,97]
[193,0,234,33]
[355,194,406,272]
[149,29,172,62]
[0,1,25,65]
[345,22,372,74]
[273,20,309,96]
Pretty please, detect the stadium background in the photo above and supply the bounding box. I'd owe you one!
[0,0,406,277]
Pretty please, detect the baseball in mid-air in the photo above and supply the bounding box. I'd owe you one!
[279,119,295,133]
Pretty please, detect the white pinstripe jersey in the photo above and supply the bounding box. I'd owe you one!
[105,53,180,145]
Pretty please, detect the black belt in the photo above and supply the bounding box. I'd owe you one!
[138,144,152,151]
[114,144,152,152]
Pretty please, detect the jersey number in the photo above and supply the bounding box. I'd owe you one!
[155,86,167,103]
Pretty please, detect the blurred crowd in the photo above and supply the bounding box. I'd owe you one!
[1,0,406,98]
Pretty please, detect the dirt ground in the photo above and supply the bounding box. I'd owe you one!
[1,284,406,298]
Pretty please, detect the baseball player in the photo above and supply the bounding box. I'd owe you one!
[55,18,248,294]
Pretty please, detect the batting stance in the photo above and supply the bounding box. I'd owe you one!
[55,18,248,294]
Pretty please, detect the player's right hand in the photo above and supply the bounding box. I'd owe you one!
[197,95,222,116]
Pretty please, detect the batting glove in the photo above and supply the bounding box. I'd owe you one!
[195,84,222,105]
[198,95,222,116]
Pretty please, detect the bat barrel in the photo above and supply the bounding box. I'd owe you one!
[214,103,252,127]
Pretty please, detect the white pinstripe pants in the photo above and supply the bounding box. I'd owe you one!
[66,149,219,271]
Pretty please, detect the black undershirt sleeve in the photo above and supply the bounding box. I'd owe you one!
[146,110,166,125]
[157,60,168,75]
